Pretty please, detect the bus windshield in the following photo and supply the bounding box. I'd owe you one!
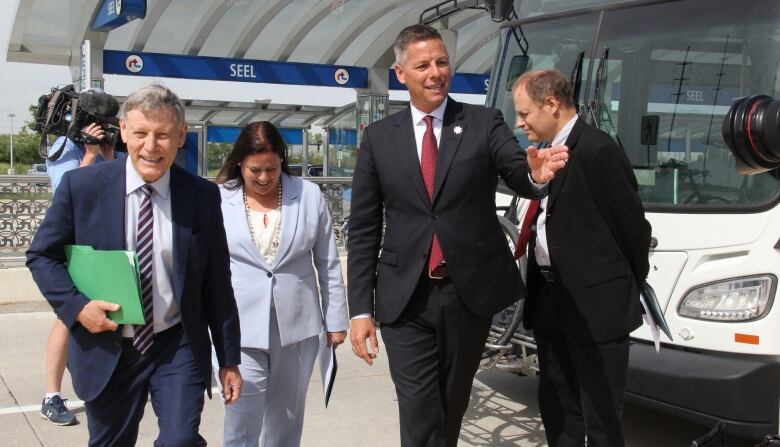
[489,0,780,211]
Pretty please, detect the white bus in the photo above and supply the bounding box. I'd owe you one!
[484,0,780,440]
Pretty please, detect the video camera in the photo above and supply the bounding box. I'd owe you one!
[722,95,780,174]
[34,85,124,161]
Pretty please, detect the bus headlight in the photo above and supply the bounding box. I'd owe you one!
[678,275,776,322]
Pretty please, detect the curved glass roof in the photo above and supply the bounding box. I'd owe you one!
[8,0,517,72]
[8,0,630,127]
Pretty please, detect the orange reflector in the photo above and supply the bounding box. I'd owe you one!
[734,333,759,345]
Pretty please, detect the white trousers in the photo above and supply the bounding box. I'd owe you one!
[214,310,319,447]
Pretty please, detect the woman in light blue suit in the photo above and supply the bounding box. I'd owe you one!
[214,121,348,447]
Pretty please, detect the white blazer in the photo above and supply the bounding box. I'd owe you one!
[220,174,348,349]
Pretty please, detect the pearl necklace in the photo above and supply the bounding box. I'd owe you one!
[243,180,282,260]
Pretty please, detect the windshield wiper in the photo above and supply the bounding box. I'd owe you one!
[586,48,627,151]
[570,50,585,113]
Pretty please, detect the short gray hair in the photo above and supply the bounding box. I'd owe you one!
[393,24,445,66]
[121,83,186,127]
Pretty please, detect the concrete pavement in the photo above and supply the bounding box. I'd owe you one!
[0,309,758,446]
[0,262,757,446]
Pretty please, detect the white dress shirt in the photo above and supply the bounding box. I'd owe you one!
[410,98,448,162]
[121,158,180,337]
[534,115,578,267]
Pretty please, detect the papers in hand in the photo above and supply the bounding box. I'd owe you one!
[639,281,673,353]
[317,331,338,408]
[64,245,145,324]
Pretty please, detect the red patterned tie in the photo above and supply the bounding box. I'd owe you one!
[514,199,540,259]
[421,115,444,271]
[134,184,155,354]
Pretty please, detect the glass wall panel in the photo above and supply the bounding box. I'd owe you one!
[327,110,357,177]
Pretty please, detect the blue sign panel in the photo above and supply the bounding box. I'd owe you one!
[207,127,241,144]
[92,0,146,32]
[328,128,357,145]
[388,70,490,95]
[208,126,303,145]
[104,50,368,89]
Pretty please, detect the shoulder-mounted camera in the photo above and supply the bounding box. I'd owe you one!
[34,85,124,161]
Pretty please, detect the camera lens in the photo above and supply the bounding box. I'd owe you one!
[722,95,780,174]
[103,127,119,148]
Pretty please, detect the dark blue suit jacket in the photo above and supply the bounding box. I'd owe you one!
[26,159,241,402]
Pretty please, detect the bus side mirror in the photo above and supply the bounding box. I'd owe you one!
[487,0,514,21]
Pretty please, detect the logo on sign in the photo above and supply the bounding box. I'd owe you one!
[126,54,143,73]
[334,68,349,85]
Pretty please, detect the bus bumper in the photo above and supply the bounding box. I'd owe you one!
[626,340,780,440]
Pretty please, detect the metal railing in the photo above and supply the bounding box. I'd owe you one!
[0,175,352,268]
[0,176,52,266]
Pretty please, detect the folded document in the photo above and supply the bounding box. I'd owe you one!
[639,281,673,353]
[65,245,145,325]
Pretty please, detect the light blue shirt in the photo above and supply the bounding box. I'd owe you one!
[46,137,88,192]
[121,157,179,337]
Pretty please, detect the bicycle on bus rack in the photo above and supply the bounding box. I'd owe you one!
[480,193,539,376]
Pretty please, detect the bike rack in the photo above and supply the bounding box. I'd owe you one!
[482,333,539,376]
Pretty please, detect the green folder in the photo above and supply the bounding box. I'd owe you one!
[64,245,145,325]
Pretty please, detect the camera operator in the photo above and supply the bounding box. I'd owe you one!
[40,89,125,427]
[47,123,123,193]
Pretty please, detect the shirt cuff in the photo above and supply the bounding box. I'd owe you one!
[351,313,372,320]
[528,172,549,189]
[528,173,550,198]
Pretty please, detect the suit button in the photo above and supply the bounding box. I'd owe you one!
[267,272,273,278]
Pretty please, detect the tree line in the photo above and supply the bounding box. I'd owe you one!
[0,105,44,165]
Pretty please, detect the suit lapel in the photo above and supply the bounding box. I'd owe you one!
[170,166,192,303]
[98,160,127,249]
[432,98,466,203]
[225,184,271,270]
[273,174,300,269]
[393,108,431,207]
[548,118,585,209]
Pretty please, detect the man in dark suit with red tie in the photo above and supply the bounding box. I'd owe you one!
[27,83,243,446]
[347,24,569,446]
[513,69,651,447]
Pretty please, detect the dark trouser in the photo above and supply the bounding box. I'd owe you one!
[84,324,207,447]
[534,328,630,447]
[381,275,491,447]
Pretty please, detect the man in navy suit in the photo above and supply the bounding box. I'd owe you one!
[27,83,243,446]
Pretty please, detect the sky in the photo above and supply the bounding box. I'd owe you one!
[0,2,485,134]
[0,4,71,133]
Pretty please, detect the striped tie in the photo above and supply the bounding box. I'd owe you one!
[133,184,154,354]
